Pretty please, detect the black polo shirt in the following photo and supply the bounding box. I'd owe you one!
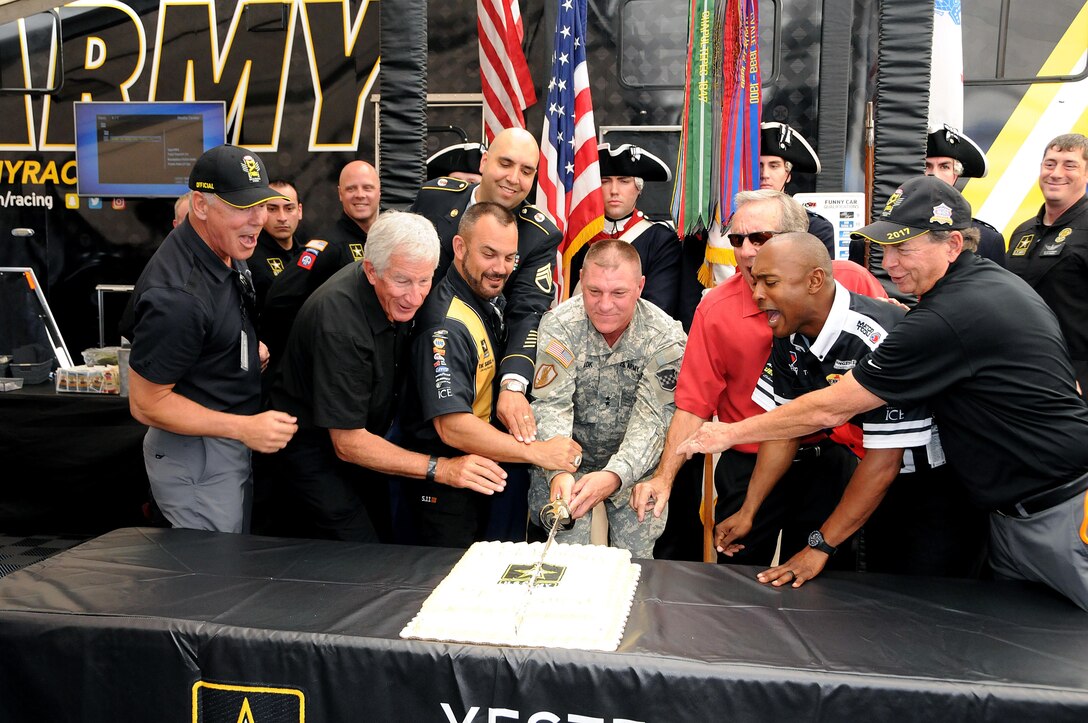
[753,283,939,470]
[249,229,304,318]
[268,262,409,434]
[261,212,368,360]
[1006,195,1088,360]
[129,218,260,414]
[401,264,506,457]
[852,252,1088,508]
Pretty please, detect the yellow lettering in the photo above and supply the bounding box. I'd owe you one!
[150,0,294,151]
[300,0,380,150]
[39,162,60,184]
[85,36,107,70]
[40,1,146,150]
[3,160,23,183]
[21,160,41,184]
[61,160,78,185]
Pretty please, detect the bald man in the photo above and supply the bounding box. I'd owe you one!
[411,128,562,445]
[262,161,382,363]
[704,233,948,586]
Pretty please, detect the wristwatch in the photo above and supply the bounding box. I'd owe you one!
[807,530,837,556]
[501,379,527,394]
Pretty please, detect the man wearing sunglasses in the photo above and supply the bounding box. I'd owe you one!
[631,190,884,568]
[129,145,299,534]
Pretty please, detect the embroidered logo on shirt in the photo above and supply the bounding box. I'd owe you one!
[1011,234,1033,256]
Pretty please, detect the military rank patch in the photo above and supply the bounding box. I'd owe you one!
[534,363,557,389]
[544,339,575,367]
[304,239,328,251]
[525,329,538,349]
[349,243,364,261]
[655,367,678,392]
[535,264,554,293]
[1011,234,1033,256]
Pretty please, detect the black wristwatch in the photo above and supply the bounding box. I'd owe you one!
[807,530,837,556]
[426,456,439,482]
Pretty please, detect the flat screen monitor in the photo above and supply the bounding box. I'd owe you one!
[74,101,226,198]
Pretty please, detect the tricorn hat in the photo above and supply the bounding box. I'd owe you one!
[851,175,973,245]
[426,142,486,179]
[760,122,821,174]
[926,126,989,178]
[597,143,672,182]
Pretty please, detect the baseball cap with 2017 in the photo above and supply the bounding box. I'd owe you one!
[851,175,973,245]
[188,144,287,209]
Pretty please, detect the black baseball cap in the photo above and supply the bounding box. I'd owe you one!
[597,143,672,182]
[851,176,973,245]
[188,144,287,209]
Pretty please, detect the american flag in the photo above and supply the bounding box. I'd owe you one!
[534,0,604,299]
[478,0,537,142]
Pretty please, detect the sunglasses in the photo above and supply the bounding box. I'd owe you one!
[726,230,779,248]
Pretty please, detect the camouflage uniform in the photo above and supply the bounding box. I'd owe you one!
[529,296,686,558]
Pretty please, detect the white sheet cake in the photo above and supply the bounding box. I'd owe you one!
[400,540,641,651]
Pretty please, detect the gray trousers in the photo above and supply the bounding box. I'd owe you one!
[989,488,1088,612]
[143,427,252,533]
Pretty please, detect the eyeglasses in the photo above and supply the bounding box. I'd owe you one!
[235,270,256,318]
[726,230,779,248]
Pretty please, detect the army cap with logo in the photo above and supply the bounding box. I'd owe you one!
[851,175,973,245]
[188,144,287,209]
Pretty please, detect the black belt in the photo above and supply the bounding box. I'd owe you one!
[793,440,834,462]
[996,470,1088,518]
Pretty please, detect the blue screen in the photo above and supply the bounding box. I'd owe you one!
[74,101,226,198]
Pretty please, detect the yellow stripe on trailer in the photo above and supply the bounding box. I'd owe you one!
[962,2,1088,244]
